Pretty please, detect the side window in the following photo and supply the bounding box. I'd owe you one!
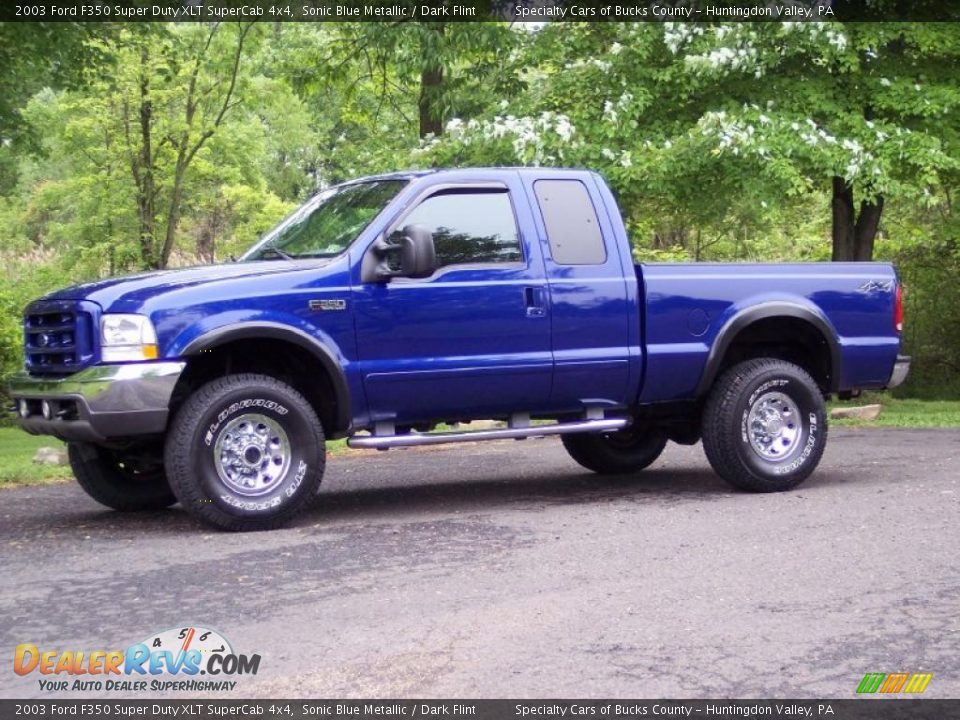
[534,179,606,265]
[390,189,522,270]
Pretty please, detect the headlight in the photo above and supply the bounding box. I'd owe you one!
[100,314,159,362]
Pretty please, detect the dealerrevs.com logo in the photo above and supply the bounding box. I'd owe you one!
[14,626,261,693]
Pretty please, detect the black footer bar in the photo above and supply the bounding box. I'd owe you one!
[2,699,956,720]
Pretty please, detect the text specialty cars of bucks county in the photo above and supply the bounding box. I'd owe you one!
[9,168,910,531]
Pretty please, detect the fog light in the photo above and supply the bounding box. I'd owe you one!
[41,400,52,420]
[19,399,29,418]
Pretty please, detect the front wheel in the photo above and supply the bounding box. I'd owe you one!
[68,442,176,511]
[562,424,668,475]
[164,373,325,531]
[702,358,828,492]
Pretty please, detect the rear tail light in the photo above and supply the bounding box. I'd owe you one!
[894,283,904,334]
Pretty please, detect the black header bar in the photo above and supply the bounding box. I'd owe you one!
[3,0,959,22]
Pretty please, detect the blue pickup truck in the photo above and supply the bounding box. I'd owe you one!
[9,168,909,531]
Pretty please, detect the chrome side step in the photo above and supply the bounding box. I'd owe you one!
[347,417,629,450]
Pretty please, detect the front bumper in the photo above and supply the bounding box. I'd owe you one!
[8,361,185,442]
[887,354,911,389]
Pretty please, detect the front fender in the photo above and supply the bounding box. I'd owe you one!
[170,316,353,435]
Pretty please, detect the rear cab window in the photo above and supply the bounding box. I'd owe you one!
[534,179,607,265]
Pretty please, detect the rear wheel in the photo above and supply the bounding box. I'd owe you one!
[562,423,668,475]
[68,442,176,511]
[164,373,325,532]
[702,358,827,492]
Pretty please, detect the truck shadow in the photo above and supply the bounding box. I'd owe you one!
[5,465,847,538]
[301,465,842,525]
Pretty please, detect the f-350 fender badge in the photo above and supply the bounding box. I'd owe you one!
[309,299,347,312]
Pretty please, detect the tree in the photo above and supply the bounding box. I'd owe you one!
[659,21,960,260]
[0,23,116,192]
[17,23,260,270]
[428,21,960,262]
[117,23,255,268]
[4,23,313,275]
[355,21,519,139]
[238,22,524,186]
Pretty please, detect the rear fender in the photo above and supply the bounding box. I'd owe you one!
[695,302,842,397]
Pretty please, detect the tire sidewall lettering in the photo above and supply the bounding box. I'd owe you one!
[772,412,818,475]
[204,399,288,447]
[747,378,789,406]
[737,373,822,480]
[195,393,313,517]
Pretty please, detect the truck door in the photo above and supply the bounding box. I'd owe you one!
[352,178,553,425]
[525,174,634,411]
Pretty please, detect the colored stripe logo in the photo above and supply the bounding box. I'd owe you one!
[857,672,933,694]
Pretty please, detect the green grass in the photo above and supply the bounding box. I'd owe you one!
[0,427,70,487]
[0,426,350,489]
[327,438,348,454]
[829,394,960,428]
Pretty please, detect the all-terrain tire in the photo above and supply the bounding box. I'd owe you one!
[702,358,827,492]
[562,425,668,475]
[68,442,177,511]
[164,373,325,532]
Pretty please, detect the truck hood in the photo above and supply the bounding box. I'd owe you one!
[41,260,322,310]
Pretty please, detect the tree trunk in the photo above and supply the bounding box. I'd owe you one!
[161,179,185,268]
[418,24,445,138]
[137,46,159,270]
[419,65,444,138]
[854,196,883,261]
[831,176,856,261]
[831,176,884,262]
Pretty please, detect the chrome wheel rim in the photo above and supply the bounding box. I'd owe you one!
[213,413,290,496]
[746,391,802,461]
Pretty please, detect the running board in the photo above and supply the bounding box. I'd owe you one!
[347,417,629,450]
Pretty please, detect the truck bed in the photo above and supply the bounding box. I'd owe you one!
[636,262,901,403]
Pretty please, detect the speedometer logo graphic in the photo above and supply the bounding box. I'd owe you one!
[141,625,233,669]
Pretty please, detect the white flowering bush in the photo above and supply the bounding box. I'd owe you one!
[425,112,580,166]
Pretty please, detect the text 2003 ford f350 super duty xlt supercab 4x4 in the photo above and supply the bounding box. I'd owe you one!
[9,168,910,531]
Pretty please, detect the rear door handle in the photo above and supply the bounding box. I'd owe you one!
[524,287,546,318]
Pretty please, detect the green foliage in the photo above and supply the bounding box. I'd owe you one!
[2,24,308,274]
[0,252,67,390]
[0,22,119,191]
[877,198,960,397]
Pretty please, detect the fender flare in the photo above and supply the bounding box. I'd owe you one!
[181,322,351,434]
[695,302,843,397]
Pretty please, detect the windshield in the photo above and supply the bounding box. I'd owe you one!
[241,179,407,261]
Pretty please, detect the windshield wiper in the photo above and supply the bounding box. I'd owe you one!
[259,246,295,261]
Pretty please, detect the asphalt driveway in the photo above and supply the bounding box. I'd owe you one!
[1,428,957,699]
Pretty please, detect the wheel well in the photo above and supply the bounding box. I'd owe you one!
[712,317,835,393]
[169,338,346,438]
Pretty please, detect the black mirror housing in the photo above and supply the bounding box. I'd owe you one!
[398,224,436,279]
[366,224,436,282]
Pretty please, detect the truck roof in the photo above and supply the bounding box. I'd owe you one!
[345,167,595,184]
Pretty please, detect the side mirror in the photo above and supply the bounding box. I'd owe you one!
[371,224,437,281]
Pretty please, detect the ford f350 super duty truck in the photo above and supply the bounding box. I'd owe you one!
[9,168,910,531]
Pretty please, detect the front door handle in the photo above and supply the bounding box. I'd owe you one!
[524,287,546,318]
